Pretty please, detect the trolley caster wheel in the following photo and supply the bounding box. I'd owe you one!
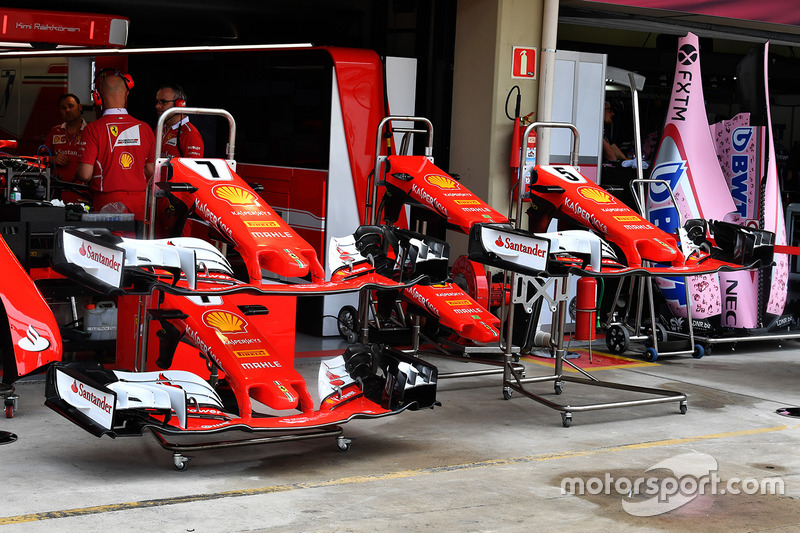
[679,401,688,414]
[643,347,658,362]
[561,412,572,428]
[605,324,630,354]
[337,305,360,343]
[336,436,352,453]
[702,343,712,356]
[503,387,513,400]
[554,382,563,395]
[172,453,191,471]
[692,344,705,359]
[644,323,668,348]
[4,395,18,418]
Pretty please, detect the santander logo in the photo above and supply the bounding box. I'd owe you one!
[493,234,547,258]
[79,243,121,272]
[17,325,50,352]
[71,379,113,414]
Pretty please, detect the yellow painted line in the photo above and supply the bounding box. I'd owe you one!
[1,423,796,525]
[521,351,659,372]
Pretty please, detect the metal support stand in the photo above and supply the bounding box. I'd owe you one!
[503,276,688,427]
[670,329,800,350]
[493,120,688,426]
[603,272,699,361]
[355,115,527,381]
[407,330,524,380]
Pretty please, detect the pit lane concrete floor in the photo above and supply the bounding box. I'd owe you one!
[2,337,800,532]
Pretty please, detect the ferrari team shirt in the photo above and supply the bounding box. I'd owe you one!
[45,119,87,181]
[79,108,155,193]
[159,116,204,158]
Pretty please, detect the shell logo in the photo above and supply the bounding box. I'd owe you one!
[203,310,247,333]
[577,186,613,203]
[425,174,459,190]
[213,185,259,206]
[119,152,134,169]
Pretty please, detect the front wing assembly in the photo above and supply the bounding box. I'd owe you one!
[44,345,438,440]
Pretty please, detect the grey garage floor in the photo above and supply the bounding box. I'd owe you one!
[1,335,800,532]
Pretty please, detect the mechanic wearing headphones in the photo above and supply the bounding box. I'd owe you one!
[155,83,204,158]
[77,69,155,221]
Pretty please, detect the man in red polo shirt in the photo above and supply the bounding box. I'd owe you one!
[155,83,204,158]
[45,93,87,203]
[77,70,155,221]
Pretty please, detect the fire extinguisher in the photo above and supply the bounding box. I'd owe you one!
[575,274,597,341]
[506,86,536,203]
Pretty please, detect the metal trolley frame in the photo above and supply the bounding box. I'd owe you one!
[356,115,521,379]
[493,120,687,427]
